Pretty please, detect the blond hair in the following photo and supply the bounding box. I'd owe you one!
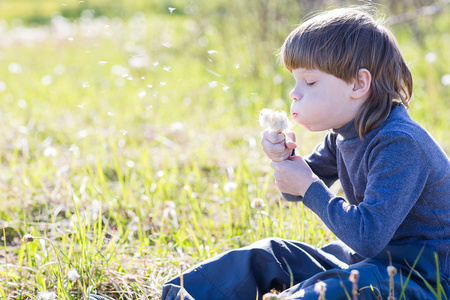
[279,7,413,138]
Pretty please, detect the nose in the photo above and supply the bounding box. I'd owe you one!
[289,85,302,101]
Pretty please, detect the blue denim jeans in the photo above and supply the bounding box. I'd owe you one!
[161,238,450,299]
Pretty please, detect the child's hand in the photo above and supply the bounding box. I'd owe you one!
[270,155,316,197]
[261,129,297,161]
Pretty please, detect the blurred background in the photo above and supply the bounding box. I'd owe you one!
[0,0,449,298]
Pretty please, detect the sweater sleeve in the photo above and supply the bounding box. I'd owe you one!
[281,133,339,202]
[302,132,429,258]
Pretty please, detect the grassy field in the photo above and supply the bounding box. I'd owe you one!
[0,0,449,299]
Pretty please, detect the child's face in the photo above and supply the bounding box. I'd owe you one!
[289,68,362,131]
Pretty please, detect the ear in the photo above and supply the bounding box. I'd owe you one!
[351,68,371,99]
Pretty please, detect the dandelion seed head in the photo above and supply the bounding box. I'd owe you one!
[41,75,53,85]
[251,198,266,211]
[67,268,80,281]
[387,266,397,276]
[127,160,135,168]
[259,108,291,133]
[441,74,450,86]
[223,181,237,192]
[8,63,22,74]
[349,269,359,283]
[23,234,35,243]
[425,52,437,63]
[262,293,279,300]
[38,291,57,300]
[314,281,327,294]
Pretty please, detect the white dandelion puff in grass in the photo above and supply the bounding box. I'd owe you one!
[163,66,171,71]
[223,182,237,192]
[259,108,292,133]
[82,82,89,88]
[222,85,230,92]
[441,74,450,86]
[250,198,266,211]
[38,291,57,300]
[160,82,166,87]
[67,268,80,281]
[168,7,176,13]
[234,64,240,69]
[138,90,146,99]
[8,63,22,74]
[153,60,159,67]
[120,129,128,136]
[209,81,218,88]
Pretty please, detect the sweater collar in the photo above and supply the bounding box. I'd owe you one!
[332,119,359,140]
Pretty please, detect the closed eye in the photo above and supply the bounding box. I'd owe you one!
[306,81,316,86]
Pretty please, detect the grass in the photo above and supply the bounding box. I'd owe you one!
[0,0,449,299]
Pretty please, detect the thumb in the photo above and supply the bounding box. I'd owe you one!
[284,131,297,150]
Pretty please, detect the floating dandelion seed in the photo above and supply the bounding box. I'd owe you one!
[68,37,74,41]
[209,81,218,88]
[107,112,114,116]
[98,61,108,65]
[67,268,80,281]
[208,50,218,55]
[147,84,153,88]
[120,129,128,136]
[82,82,89,88]
[44,146,58,157]
[77,103,85,108]
[168,7,176,13]
[145,105,152,110]
[160,82,166,87]
[234,64,240,69]
[153,61,159,67]
[138,90,146,99]
[161,42,173,48]
[163,66,171,71]
[222,85,230,92]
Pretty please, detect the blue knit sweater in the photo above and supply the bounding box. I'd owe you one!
[283,105,450,275]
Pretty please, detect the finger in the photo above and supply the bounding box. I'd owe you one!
[262,129,285,144]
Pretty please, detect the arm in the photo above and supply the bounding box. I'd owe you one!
[281,133,340,201]
[303,133,429,257]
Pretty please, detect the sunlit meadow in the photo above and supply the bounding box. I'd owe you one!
[0,0,449,299]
